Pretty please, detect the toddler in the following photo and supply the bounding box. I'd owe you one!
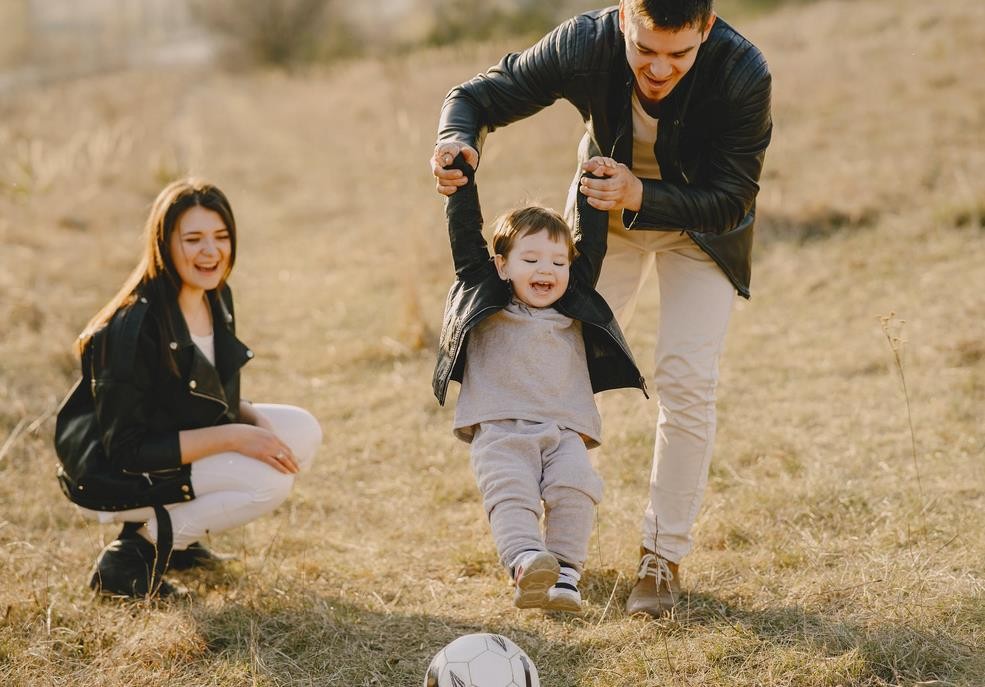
[433,156,646,611]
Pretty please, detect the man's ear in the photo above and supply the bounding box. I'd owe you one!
[494,254,509,280]
[701,11,717,42]
[618,0,626,32]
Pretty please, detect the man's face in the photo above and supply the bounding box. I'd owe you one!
[619,3,714,104]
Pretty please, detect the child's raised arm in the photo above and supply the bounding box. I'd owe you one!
[570,161,609,288]
[444,154,492,280]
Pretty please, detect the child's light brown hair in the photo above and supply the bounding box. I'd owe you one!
[492,206,577,261]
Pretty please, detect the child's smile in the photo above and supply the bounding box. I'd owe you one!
[495,230,571,308]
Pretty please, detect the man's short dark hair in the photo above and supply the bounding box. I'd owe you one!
[626,0,714,30]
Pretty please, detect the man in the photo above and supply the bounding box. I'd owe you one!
[430,0,772,616]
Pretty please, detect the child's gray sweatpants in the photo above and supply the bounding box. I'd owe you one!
[470,419,604,573]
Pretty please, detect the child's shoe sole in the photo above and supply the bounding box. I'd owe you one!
[513,552,559,609]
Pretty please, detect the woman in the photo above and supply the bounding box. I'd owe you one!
[54,179,322,598]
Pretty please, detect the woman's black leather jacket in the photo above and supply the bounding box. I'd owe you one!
[437,7,772,297]
[432,158,646,404]
[54,285,253,510]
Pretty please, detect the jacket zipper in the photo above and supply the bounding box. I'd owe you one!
[577,319,649,398]
[189,387,230,423]
[120,389,228,477]
[121,465,183,477]
[608,78,633,161]
[611,78,641,231]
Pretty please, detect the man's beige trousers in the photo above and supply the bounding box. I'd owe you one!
[597,224,736,563]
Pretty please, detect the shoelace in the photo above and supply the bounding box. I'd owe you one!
[637,552,673,584]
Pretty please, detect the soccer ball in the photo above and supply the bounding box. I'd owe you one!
[424,633,540,687]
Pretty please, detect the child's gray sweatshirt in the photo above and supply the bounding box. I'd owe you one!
[453,300,602,447]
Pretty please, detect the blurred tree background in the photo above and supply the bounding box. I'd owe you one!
[193,0,822,64]
[0,0,822,79]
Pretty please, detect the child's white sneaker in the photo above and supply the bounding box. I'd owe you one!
[545,562,583,613]
[511,550,559,609]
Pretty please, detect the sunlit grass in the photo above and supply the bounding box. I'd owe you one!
[1,0,983,684]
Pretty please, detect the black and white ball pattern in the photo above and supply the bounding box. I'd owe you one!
[424,633,539,687]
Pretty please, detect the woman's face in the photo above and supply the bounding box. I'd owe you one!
[169,205,231,295]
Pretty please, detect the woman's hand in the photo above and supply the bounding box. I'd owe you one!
[580,156,643,212]
[227,424,299,474]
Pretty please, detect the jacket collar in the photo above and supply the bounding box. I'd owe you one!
[163,288,253,402]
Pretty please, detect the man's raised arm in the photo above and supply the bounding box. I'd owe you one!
[431,17,590,196]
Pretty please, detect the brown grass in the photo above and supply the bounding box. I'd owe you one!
[1,0,984,684]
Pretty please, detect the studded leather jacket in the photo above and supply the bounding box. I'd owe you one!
[54,285,253,510]
[437,7,772,297]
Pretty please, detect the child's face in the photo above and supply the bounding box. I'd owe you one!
[494,229,571,308]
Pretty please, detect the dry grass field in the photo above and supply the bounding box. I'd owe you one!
[1,0,983,684]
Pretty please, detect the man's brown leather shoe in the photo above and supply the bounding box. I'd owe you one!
[625,548,681,617]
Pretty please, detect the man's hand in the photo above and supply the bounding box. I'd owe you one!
[431,142,479,196]
[580,156,643,212]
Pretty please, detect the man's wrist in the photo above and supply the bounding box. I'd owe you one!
[626,176,644,212]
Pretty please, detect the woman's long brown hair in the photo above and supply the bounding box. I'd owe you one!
[76,179,237,374]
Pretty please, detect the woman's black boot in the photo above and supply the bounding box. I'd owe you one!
[89,517,175,598]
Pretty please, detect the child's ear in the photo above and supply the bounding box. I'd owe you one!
[493,254,509,280]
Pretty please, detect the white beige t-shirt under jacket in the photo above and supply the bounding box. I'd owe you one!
[190,331,216,366]
[453,300,602,447]
[607,89,664,235]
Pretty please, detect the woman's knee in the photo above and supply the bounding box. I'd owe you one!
[292,408,323,468]
[255,404,322,470]
[252,471,296,509]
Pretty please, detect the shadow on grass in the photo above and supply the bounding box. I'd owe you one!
[187,588,599,686]
[655,589,981,685]
[578,567,982,683]
[174,564,983,686]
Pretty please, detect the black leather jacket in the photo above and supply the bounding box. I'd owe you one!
[432,158,646,404]
[437,7,772,297]
[54,285,253,510]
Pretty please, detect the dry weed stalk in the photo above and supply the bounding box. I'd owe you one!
[879,312,927,534]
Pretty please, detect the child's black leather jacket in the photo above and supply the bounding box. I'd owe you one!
[432,158,646,405]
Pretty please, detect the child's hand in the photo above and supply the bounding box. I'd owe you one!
[582,156,619,175]
[580,156,643,212]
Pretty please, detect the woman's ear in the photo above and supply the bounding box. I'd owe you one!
[493,254,509,281]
